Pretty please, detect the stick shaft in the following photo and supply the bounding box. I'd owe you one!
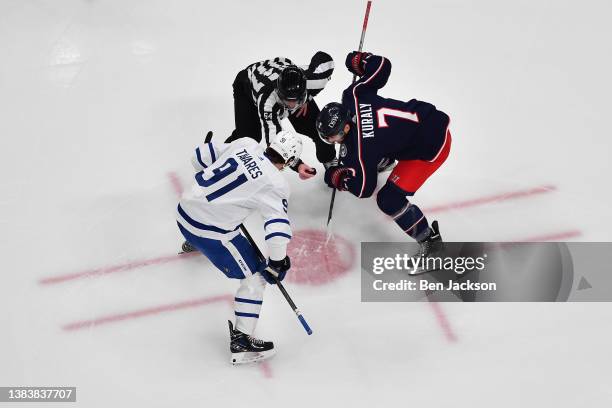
[238,224,313,335]
[326,189,337,226]
[327,0,373,228]
[204,131,213,143]
[358,1,372,51]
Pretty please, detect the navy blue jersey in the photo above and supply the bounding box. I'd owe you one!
[339,54,450,198]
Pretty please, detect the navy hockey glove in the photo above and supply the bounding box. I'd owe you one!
[345,51,371,76]
[323,158,339,170]
[262,256,291,285]
[324,166,354,191]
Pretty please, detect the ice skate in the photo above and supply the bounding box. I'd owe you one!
[418,220,444,257]
[180,240,196,254]
[228,321,275,365]
[409,221,445,275]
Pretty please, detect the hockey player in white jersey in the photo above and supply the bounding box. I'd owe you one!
[176,131,302,364]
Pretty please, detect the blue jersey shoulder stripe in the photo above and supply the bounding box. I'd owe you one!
[235,297,263,305]
[235,311,259,318]
[195,147,207,168]
[265,232,292,240]
[208,143,216,163]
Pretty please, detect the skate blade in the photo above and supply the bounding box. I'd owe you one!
[231,349,276,365]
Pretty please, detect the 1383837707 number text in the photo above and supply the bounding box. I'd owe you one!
[0,387,76,402]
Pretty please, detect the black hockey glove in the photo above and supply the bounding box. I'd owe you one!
[324,166,354,191]
[262,256,291,285]
[345,51,372,76]
[289,158,304,173]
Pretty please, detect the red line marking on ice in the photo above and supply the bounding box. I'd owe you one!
[39,252,200,285]
[425,288,457,343]
[425,185,556,214]
[167,171,184,197]
[62,294,233,331]
[426,298,458,343]
[40,170,192,286]
[259,361,273,378]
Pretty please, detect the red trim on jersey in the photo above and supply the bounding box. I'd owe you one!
[352,57,386,198]
[429,119,451,163]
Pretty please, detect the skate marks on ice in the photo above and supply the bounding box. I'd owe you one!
[286,229,355,285]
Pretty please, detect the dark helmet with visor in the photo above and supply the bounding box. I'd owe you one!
[277,65,307,106]
[316,102,352,144]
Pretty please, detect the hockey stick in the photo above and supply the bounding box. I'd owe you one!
[204,130,213,143]
[326,0,373,233]
[178,130,216,254]
[239,224,313,336]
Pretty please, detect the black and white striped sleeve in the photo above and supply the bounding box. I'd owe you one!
[257,91,283,145]
[248,57,293,99]
[303,51,335,98]
[247,57,293,145]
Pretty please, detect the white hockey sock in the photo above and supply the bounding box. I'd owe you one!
[234,272,266,335]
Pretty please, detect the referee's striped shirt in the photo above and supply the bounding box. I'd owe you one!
[245,51,334,144]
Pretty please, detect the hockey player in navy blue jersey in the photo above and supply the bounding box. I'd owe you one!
[316,52,452,257]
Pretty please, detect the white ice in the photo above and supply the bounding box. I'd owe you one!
[1,0,611,407]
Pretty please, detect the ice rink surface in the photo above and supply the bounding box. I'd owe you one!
[1,0,611,407]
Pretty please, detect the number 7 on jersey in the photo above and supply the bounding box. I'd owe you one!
[376,107,419,127]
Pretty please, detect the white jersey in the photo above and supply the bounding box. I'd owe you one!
[177,138,292,260]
